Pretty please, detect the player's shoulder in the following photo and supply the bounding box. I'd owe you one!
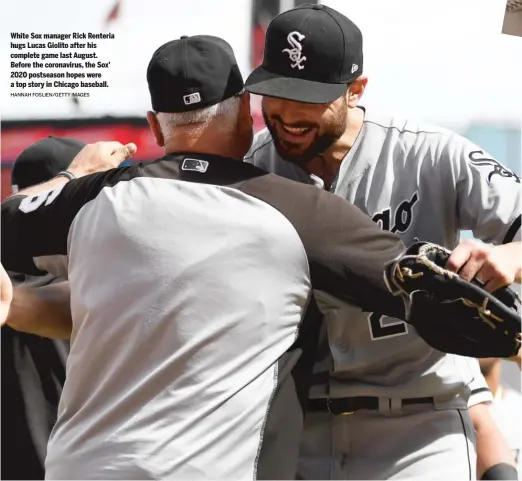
[364,109,475,166]
[245,160,358,212]
[364,109,458,147]
[244,128,275,165]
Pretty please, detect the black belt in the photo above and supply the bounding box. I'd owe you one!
[308,396,434,415]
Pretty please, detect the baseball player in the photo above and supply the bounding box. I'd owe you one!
[479,358,522,478]
[1,35,432,480]
[1,137,84,481]
[244,4,521,480]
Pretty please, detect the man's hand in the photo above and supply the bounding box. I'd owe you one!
[0,263,13,326]
[68,141,138,177]
[446,239,522,292]
[14,141,138,198]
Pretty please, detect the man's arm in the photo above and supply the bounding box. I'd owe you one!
[1,142,137,276]
[440,134,521,292]
[241,173,407,318]
[7,281,73,339]
[465,357,517,479]
[9,141,136,198]
[471,402,518,480]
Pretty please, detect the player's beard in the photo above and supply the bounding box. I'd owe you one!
[262,98,348,166]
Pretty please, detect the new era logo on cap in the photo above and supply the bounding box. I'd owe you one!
[183,92,201,105]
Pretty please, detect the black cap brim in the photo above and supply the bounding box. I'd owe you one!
[245,66,347,104]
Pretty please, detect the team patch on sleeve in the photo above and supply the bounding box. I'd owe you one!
[468,150,521,184]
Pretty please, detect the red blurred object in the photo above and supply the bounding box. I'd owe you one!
[250,0,281,135]
[251,24,268,70]
[1,123,162,163]
[105,0,121,26]
[1,169,13,199]
[1,118,162,200]
[0,115,267,200]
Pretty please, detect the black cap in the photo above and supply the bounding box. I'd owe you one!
[245,4,363,104]
[11,136,86,192]
[147,35,244,113]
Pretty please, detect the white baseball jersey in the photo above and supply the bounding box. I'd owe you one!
[490,386,522,477]
[246,108,521,407]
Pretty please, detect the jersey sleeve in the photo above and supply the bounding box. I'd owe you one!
[466,357,493,406]
[1,166,135,276]
[443,133,521,244]
[240,173,407,319]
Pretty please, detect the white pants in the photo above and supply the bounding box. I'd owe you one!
[297,407,476,480]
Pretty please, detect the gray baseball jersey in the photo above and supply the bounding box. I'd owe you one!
[246,108,521,407]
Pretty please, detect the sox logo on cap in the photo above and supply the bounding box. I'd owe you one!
[282,31,307,70]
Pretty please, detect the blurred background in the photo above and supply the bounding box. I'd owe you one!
[1,0,521,387]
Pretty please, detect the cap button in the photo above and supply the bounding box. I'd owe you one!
[180,35,189,39]
[312,4,323,9]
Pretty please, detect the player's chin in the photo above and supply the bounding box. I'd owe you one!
[274,140,314,165]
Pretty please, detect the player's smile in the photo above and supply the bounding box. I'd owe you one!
[273,119,316,147]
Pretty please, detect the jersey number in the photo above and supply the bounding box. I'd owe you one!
[368,313,408,340]
[18,185,65,213]
[372,191,419,234]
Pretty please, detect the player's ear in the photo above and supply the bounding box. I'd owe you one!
[235,91,254,157]
[146,111,164,147]
[239,91,251,121]
[347,76,368,108]
[236,91,253,129]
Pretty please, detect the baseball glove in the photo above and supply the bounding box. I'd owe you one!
[384,241,521,358]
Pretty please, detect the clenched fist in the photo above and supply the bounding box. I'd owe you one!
[68,141,138,177]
